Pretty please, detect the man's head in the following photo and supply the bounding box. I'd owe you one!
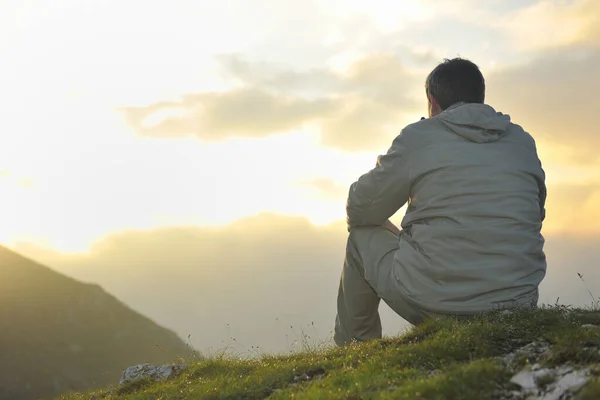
[425,58,485,117]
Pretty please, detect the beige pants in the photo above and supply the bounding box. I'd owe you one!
[334,226,436,346]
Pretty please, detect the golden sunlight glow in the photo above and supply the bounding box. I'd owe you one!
[499,0,595,50]
[0,0,598,254]
[324,0,433,32]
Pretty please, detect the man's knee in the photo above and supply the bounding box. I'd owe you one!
[346,227,377,266]
[347,226,395,258]
[347,226,379,248]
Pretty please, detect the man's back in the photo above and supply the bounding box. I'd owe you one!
[335,57,547,346]
[392,102,547,314]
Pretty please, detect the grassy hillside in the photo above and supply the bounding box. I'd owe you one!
[0,246,192,400]
[61,306,600,399]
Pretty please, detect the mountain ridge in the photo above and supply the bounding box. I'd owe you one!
[0,245,191,400]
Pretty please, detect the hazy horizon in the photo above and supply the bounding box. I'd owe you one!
[13,213,600,355]
[2,0,600,355]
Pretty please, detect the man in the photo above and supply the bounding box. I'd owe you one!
[334,57,547,346]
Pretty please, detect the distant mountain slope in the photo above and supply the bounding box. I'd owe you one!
[0,245,191,400]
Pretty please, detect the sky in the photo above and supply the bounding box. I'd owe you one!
[2,0,600,354]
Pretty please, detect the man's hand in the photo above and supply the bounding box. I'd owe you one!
[384,220,401,236]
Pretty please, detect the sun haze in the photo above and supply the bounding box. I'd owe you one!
[1,0,599,354]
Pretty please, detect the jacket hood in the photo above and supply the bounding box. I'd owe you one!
[437,103,511,143]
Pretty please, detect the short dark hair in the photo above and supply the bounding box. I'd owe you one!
[425,58,485,110]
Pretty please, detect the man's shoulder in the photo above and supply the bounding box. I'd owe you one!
[394,117,443,148]
[402,117,438,134]
[399,114,539,148]
[505,121,539,151]
[484,105,538,148]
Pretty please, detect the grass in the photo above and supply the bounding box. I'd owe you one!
[59,305,600,400]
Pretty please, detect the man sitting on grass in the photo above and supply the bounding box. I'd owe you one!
[334,57,547,346]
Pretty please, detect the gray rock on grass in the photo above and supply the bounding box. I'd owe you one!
[510,363,589,400]
[120,363,187,385]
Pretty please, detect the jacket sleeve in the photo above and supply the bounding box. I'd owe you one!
[346,133,411,231]
[538,159,547,222]
[532,139,547,222]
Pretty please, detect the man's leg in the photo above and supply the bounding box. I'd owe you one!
[333,239,382,346]
[334,226,430,346]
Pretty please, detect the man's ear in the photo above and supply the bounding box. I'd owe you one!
[428,94,442,117]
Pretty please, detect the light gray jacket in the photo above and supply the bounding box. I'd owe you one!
[347,102,547,314]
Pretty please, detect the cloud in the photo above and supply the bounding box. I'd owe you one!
[496,0,600,51]
[122,52,423,152]
[320,98,400,151]
[342,53,420,107]
[425,0,597,51]
[120,0,599,156]
[299,178,348,201]
[488,48,600,163]
[0,170,34,188]
[14,207,600,355]
[536,234,600,307]
[216,55,343,94]
[582,0,600,46]
[493,0,594,50]
[15,214,355,354]
[485,0,600,164]
[544,183,600,235]
[123,88,338,139]
[101,0,600,161]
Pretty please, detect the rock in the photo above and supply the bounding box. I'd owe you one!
[305,366,326,378]
[119,363,187,385]
[518,342,551,357]
[532,368,552,379]
[581,324,599,329]
[90,389,114,400]
[540,370,589,400]
[293,373,312,382]
[500,338,593,400]
[69,344,83,353]
[509,365,589,400]
[510,370,537,390]
[501,341,551,366]
[293,367,327,383]
[524,370,589,400]
[554,365,573,376]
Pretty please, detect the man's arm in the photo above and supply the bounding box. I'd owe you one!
[383,219,401,236]
[532,137,547,222]
[346,133,411,232]
[537,159,547,222]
